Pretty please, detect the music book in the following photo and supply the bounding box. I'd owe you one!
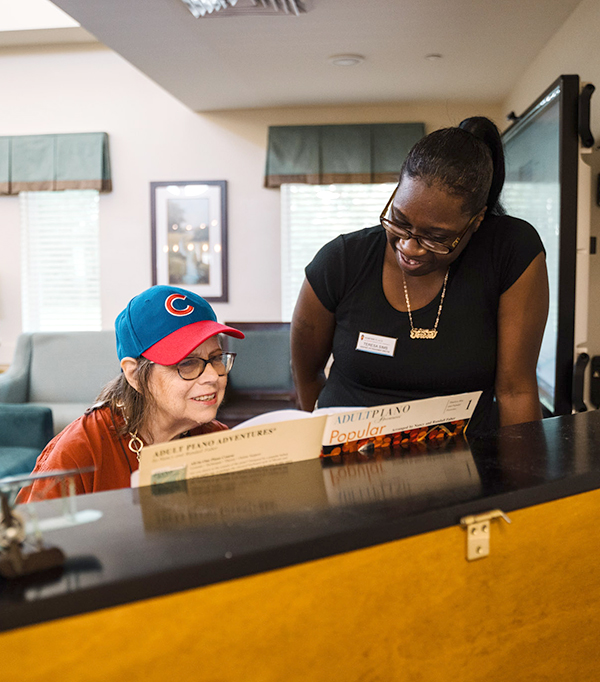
[136,391,481,487]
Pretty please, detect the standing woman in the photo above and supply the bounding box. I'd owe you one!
[18,285,244,501]
[291,117,549,436]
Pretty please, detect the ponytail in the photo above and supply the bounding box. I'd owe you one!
[400,116,506,216]
[458,117,505,215]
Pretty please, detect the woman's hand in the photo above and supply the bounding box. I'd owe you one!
[495,252,549,427]
[291,279,336,411]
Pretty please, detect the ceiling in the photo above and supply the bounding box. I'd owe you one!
[14,0,585,111]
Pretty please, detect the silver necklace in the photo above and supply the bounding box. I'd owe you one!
[402,269,449,340]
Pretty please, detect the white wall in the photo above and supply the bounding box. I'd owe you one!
[0,42,501,364]
[502,0,600,361]
[502,0,600,134]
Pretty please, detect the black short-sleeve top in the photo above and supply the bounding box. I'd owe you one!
[305,214,545,436]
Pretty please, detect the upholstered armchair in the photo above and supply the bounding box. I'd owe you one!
[0,331,121,436]
[219,322,296,427]
[0,404,54,478]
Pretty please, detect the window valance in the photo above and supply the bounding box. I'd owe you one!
[264,123,425,188]
[0,132,111,195]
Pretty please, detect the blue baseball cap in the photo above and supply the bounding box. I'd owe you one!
[115,285,244,365]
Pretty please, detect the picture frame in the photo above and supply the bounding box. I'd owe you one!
[151,180,228,302]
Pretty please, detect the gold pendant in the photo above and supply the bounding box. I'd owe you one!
[410,328,438,340]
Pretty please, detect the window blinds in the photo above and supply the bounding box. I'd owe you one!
[281,183,395,320]
[20,190,101,332]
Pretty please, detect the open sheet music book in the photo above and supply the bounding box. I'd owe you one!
[135,391,481,487]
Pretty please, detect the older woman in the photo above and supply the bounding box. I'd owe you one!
[291,117,549,437]
[18,285,243,502]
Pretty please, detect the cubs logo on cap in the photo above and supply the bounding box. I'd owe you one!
[115,285,244,364]
[165,294,194,317]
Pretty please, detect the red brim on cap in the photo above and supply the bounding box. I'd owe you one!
[141,321,245,365]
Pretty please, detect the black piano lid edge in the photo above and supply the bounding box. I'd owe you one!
[2,462,599,635]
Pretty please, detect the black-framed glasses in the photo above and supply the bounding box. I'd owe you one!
[380,187,479,255]
[173,352,236,380]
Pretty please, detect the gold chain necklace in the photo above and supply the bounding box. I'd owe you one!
[127,429,191,463]
[402,269,449,340]
[115,403,144,464]
[128,431,144,463]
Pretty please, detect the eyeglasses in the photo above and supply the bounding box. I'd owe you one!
[171,352,237,381]
[380,187,479,255]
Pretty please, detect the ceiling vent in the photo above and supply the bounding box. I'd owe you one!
[181,0,309,18]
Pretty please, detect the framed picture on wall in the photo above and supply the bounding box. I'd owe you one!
[151,180,228,302]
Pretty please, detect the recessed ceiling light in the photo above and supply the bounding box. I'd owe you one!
[329,54,365,67]
[425,53,443,61]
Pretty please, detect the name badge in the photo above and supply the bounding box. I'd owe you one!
[355,332,397,357]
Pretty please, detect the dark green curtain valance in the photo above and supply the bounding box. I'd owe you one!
[0,132,111,195]
[264,122,425,188]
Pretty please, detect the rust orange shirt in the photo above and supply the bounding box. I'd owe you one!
[16,406,228,503]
